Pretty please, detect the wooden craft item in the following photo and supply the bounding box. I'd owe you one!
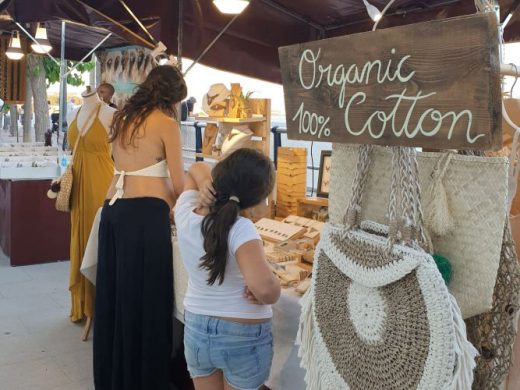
[302,250,315,264]
[297,197,329,221]
[255,218,306,243]
[228,83,243,118]
[271,263,310,286]
[266,248,302,264]
[277,147,307,218]
[277,159,307,168]
[278,147,307,155]
[282,215,324,243]
[279,13,501,150]
[202,123,218,155]
[278,154,307,164]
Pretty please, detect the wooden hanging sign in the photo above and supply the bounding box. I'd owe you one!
[278,13,502,150]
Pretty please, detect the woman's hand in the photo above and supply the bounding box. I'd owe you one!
[198,179,216,208]
[244,286,263,305]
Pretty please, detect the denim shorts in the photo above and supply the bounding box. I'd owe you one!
[183,311,274,390]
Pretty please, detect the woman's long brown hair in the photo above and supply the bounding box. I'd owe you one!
[109,65,187,147]
[200,149,275,285]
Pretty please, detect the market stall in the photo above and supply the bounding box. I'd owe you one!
[0,143,70,266]
[6,0,520,389]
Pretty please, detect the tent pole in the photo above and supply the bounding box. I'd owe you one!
[58,21,67,146]
[65,33,112,77]
[75,0,155,49]
[177,0,183,70]
[118,0,158,45]
[183,13,240,76]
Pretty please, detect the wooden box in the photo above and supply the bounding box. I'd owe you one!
[276,147,307,218]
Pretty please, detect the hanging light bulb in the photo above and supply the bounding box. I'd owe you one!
[31,23,52,54]
[6,31,24,61]
[213,0,250,15]
[363,0,382,22]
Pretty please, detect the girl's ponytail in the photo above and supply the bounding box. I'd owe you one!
[199,149,275,286]
[201,198,240,285]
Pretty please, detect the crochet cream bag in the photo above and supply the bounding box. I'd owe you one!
[298,146,477,389]
[329,144,509,319]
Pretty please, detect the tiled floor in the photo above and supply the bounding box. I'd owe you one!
[0,250,94,390]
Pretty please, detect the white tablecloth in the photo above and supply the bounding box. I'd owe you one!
[172,239,306,390]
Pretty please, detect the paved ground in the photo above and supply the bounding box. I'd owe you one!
[0,251,94,390]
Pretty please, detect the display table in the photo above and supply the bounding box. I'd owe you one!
[0,179,70,266]
[172,240,306,390]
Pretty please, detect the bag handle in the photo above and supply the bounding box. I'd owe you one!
[343,145,428,252]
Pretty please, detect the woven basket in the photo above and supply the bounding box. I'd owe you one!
[298,146,477,389]
[55,165,73,212]
[329,144,508,319]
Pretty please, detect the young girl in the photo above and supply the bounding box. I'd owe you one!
[175,148,281,390]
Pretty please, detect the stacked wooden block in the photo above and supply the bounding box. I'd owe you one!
[276,147,307,218]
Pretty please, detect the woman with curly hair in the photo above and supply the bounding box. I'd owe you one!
[93,65,187,390]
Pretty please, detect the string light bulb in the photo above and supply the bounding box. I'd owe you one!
[31,23,52,54]
[213,0,250,15]
[363,0,382,22]
[6,31,24,61]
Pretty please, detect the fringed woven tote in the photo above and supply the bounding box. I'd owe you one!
[328,144,509,319]
[298,146,478,390]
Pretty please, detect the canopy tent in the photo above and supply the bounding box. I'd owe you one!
[5,0,520,82]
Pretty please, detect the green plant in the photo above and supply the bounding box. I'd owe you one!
[42,57,95,87]
[240,90,255,101]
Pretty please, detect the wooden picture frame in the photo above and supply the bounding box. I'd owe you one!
[317,151,332,198]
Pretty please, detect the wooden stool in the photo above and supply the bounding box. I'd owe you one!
[82,316,92,341]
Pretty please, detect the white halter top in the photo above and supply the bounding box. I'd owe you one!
[109,160,170,205]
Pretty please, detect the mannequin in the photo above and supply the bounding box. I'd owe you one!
[66,85,116,342]
[67,86,116,136]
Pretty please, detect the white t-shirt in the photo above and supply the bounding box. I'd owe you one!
[174,190,273,319]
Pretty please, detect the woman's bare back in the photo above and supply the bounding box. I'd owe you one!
[106,110,184,208]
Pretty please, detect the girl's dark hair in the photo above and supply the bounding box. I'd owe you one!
[201,148,275,285]
[109,65,187,146]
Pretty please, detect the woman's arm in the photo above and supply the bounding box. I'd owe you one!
[236,240,281,305]
[185,162,212,191]
[162,118,185,197]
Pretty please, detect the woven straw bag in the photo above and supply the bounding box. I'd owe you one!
[298,146,477,389]
[329,144,509,319]
[55,164,74,212]
[54,134,81,212]
[465,220,520,389]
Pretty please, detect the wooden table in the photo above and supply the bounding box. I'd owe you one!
[0,179,70,266]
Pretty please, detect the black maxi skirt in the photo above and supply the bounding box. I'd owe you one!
[94,197,174,390]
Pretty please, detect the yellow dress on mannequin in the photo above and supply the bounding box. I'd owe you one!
[68,105,113,322]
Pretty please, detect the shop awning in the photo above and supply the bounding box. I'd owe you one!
[6,0,520,83]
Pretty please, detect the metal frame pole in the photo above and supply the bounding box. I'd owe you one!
[118,0,158,45]
[58,21,66,147]
[65,33,112,77]
[177,0,184,70]
[183,13,241,76]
